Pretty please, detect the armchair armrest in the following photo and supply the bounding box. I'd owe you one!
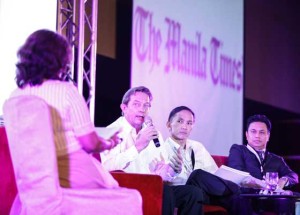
[111,172,163,215]
[0,127,18,215]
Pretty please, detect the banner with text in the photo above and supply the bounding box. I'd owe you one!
[131,0,244,155]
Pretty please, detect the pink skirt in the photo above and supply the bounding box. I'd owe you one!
[57,149,119,189]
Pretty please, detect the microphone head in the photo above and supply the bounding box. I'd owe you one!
[144,116,153,126]
[144,116,160,148]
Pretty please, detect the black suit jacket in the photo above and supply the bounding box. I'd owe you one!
[227,144,298,188]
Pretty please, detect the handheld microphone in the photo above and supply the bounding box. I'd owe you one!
[144,116,160,148]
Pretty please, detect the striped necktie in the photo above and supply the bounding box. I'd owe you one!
[257,150,264,162]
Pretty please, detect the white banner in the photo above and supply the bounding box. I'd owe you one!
[0,0,57,115]
[131,0,244,155]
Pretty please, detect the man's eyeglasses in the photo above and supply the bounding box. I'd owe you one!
[131,102,151,110]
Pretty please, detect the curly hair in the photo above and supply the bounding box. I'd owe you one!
[15,29,71,88]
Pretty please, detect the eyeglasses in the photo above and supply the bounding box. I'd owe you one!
[130,102,151,110]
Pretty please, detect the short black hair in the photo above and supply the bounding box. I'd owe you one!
[246,114,272,132]
[168,106,195,122]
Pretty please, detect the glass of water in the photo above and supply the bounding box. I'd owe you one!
[265,172,279,194]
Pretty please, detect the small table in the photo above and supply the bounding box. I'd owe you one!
[240,193,300,214]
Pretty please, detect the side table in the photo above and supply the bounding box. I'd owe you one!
[240,193,300,215]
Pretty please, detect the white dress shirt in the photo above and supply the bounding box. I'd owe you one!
[101,117,174,180]
[164,137,218,185]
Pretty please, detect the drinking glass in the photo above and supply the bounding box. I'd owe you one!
[265,172,279,194]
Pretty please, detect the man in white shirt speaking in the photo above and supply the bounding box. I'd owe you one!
[101,86,203,215]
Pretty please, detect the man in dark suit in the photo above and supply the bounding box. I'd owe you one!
[228,114,298,191]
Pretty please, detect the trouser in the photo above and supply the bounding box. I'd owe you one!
[186,169,253,215]
[162,184,204,215]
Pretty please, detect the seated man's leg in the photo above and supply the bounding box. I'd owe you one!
[187,169,254,215]
[162,184,175,215]
[211,193,254,215]
[186,169,239,196]
[170,184,204,215]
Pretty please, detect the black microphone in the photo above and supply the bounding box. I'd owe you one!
[144,116,160,148]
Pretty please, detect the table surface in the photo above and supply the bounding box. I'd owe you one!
[240,193,300,199]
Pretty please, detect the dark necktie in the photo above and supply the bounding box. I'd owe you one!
[257,150,264,163]
[191,149,195,170]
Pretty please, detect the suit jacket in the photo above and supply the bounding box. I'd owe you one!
[227,144,298,188]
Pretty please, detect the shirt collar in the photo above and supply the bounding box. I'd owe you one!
[117,116,137,136]
[166,137,180,149]
[166,137,191,152]
[247,144,266,153]
[246,144,266,165]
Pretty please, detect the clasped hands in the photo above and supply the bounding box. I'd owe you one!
[240,176,268,189]
[148,148,183,180]
[240,176,289,193]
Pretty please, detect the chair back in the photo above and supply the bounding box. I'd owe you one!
[212,155,229,167]
[3,95,62,214]
[3,95,143,215]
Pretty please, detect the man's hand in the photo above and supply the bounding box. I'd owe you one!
[169,148,183,175]
[240,176,268,189]
[100,129,122,151]
[135,125,159,152]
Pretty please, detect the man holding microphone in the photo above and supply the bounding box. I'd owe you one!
[100,86,203,215]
